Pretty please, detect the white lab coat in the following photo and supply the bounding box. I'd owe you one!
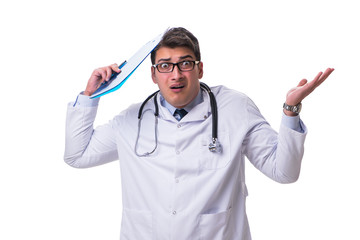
[64,85,307,240]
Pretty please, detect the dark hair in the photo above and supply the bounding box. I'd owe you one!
[151,27,201,64]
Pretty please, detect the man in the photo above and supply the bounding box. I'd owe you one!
[64,27,334,239]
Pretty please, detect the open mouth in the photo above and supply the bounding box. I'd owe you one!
[170,85,185,89]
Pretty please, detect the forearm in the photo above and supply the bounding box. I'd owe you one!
[246,123,307,184]
[64,95,118,168]
[245,120,306,183]
[274,122,307,183]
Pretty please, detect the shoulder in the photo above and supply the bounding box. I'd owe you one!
[210,85,251,107]
[210,85,262,119]
[112,102,142,125]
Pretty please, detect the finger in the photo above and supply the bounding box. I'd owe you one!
[314,68,334,88]
[103,64,121,82]
[104,66,114,81]
[111,63,121,73]
[297,79,308,87]
[309,71,323,89]
[305,70,324,88]
[313,71,323,82]
[319,68,334,82]
[305,68,334,93]
[93,68,107,82]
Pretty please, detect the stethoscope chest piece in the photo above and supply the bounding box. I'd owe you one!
[209,138,222,153]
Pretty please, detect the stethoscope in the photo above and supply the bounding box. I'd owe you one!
[134,82,222,157]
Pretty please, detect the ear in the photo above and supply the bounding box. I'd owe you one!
[151,66,157,84]
[198,61,204,79]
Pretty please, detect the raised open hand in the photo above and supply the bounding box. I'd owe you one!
[284,68,334,116]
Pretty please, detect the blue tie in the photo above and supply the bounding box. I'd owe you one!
[174,109,188,121]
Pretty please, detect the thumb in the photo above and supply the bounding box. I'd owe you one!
[297,79,308,87]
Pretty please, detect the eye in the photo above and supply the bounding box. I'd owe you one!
[159,63,171,70]
[179,61,194,70]
[181,61,191,67]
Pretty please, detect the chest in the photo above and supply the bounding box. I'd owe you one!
[119,107,247,179]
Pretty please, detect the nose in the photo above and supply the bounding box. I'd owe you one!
[170,64,183,80]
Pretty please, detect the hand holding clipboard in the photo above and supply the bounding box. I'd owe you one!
[89,33,163,99]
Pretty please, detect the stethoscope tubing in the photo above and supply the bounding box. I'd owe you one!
[135,82,220,157]
[200,82,218,142]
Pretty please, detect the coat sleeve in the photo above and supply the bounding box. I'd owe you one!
[64,100,119,168]
[242,98,307,183]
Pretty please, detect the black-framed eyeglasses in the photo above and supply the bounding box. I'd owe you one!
[152,60,200,73]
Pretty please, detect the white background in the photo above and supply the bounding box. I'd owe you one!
[1,0,359,239]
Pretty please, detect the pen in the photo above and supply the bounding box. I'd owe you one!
[119,60,127,69]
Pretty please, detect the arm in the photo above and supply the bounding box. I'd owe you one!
[64,64,121,168]
[244,68,334,183]
[243,99,307,183]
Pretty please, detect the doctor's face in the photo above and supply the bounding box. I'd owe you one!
[151,47,203,109]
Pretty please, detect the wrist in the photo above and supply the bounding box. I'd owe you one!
[283,102,302,115]
[83,90,92,96]
[283,109,299,116]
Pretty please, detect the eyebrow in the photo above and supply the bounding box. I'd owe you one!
[179,55,194,60]
[157,55,194,63]
[157,57,171,63]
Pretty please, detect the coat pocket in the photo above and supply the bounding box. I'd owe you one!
[199,208,231,240]
[120,208,153,240]
[199,131,231,170]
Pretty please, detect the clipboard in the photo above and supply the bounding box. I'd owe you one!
[90,33,163,99]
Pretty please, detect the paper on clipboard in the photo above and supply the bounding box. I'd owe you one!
[90,33,163,99]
